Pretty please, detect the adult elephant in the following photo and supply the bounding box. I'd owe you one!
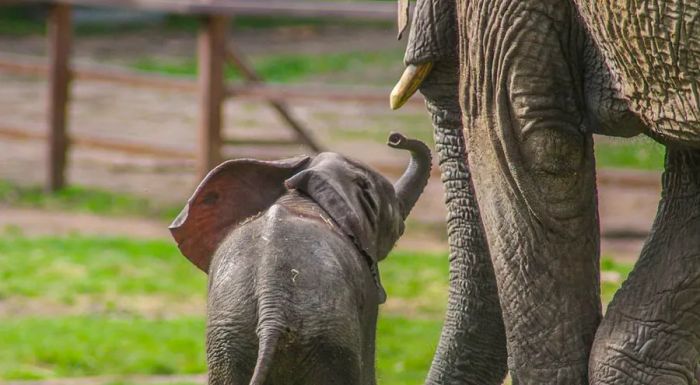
[390,0,700,384]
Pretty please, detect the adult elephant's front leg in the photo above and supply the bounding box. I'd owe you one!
[457,1,601,383]
[589,147,700,385]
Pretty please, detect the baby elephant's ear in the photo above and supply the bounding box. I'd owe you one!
[170,156,311,273]
[284,153,381,263]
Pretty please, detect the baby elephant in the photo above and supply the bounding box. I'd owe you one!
[170,133,431,385]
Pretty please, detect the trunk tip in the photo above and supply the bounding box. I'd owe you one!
[387,132,407,148]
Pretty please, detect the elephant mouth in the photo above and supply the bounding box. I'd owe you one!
[389,62,434,110]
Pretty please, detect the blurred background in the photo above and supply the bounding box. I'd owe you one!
[0,2,666,384]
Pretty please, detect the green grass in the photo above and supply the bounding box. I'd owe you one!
[130,49,401,84]
[0,9,43,35]
[0,180,180,221]
[0,316,206,380]
[0,234,445,383]
[382,251,448,316]
[376,316,442,384]
[0,233,633,308]
[0,314,438,383]
[0,235,632,383]
[0,235,204,302]
[0,234,444,313]
[600,256,634,304]
[594,136,666,170]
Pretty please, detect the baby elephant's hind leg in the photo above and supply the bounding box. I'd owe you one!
[295,343,363,385]
[207,326,257,385]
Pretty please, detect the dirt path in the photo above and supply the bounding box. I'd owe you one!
[0,206,169,239]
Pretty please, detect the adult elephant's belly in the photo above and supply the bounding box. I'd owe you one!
[575,0,700,147]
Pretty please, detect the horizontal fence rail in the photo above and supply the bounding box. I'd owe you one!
[0,0,422,190]
[0,53,424,106]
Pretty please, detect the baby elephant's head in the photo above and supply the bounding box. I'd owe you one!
[170,132,432,274]
[286,132,432,264]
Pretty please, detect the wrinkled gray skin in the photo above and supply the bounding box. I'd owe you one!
[403,1,507,384]
[188,139,432,385]
[589,148,700,385]
[207,192,382,385]
[401,0,700,384]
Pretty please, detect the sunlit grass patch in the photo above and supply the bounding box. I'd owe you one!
[381,251,448,318]
[0,234,446,383]
[600,256,634,305]
[0,314,439,385]
[0,316,206,380]
[0,234,633,384]
[594,136,665,170]
[0,234,446,312]
[376,316,441,384]
[0,180,180,221]
[0,235,204,302]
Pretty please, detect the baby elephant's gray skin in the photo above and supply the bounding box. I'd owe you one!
[169,133,432,385]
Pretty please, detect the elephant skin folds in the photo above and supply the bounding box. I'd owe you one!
[457,0,602,383]
[575,0,700,147]
[589,148,700,385]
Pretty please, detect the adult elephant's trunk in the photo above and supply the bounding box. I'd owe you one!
[387,132,432,219]
[391,0,508,380]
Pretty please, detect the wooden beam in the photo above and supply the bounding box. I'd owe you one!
[224,46,323,152]
[0,125,195,159]
[46,3,72,192]
[227,83,425,107]
[0,52,198,92]
[0,53,423,107]
[197,15,228,178]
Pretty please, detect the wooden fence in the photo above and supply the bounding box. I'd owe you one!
[0,0,423,191]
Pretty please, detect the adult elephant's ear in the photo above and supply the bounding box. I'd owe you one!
[169,156,311,273]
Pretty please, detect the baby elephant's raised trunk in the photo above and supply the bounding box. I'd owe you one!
[387,132,432,220]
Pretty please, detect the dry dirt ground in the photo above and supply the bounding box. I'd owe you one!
[0,26,660,258]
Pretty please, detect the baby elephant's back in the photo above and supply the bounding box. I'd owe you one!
[206,195,379,384]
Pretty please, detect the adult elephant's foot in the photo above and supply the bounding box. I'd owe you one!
[589,147,700,385]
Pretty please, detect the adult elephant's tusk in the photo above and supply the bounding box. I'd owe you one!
[389,62,434,110]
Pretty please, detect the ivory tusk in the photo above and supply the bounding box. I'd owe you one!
[389,62,434,110]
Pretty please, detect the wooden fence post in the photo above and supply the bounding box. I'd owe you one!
[197,15,228,179]
[46,3,72,192]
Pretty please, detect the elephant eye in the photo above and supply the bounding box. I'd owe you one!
[356,178,379,214]
[356,177,369,190]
